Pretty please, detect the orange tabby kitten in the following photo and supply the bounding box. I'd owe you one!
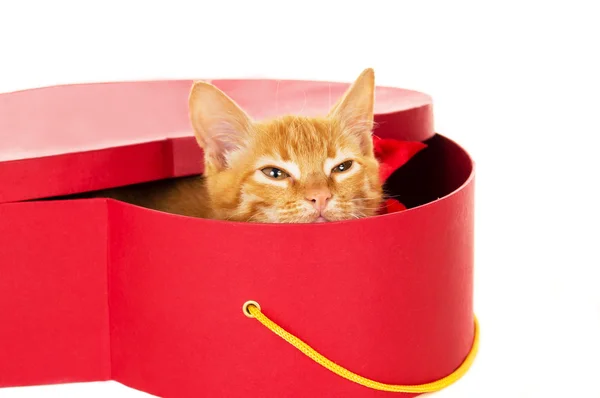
[97,68,383,223]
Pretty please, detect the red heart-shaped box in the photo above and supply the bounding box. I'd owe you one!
[0,79,475,397]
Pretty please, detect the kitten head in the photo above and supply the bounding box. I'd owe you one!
[188,68,382,223]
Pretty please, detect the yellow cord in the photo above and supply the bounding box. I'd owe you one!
[243,301,479,394]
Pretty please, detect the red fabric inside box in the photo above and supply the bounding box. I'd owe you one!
[0,80,475,397]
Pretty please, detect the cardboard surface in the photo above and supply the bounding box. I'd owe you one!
[108,152,474,397]
[0,200,111,386]
[0,79,473,397]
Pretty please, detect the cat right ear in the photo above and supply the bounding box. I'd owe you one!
[188,81,253,171]
[328,68,376,155]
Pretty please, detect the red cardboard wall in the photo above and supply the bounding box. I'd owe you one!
[106,161,474,397]
[0,200,111,386]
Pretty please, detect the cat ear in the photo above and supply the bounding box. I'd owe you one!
[188,81,254,171]
[328,68,376,155]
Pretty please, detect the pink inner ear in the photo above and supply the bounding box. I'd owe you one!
[203,120,248,169]
[372,135,428,182]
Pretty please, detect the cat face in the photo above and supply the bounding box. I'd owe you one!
[188,68,382,223]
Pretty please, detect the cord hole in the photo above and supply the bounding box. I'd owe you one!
[243,300,261,318]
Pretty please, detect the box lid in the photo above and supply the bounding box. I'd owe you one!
[0,79,433,204]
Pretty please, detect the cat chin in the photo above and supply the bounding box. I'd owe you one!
[315,216,328,223]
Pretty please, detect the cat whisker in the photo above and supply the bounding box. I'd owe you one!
[357,210,370,217]
[349,197,381,202]
[225,206,257,221]
[244,212,264,223]
[275,80,281,115]
[299,89,308,115]
[349,212,364,220]
[382,193,404,200]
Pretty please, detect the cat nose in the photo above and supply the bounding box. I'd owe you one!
[306,189,332,212]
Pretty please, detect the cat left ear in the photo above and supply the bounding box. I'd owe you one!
[188,81,254,171]
[328,68,376,155]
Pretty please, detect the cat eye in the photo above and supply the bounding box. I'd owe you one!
[331,160,354,173]
[261,167,290,180]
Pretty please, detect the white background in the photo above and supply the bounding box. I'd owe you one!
[1,1,599,397]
